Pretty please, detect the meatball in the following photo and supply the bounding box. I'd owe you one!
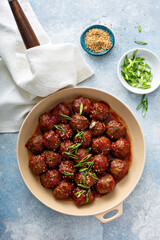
[111,138,130,158]
[53,181,74,200]
[59,160,76,180]
[43,130,61,151]
[25,135,44,154]
[92,136,111,155]
[74,130,92,148]
[90,102,109,121]
[75,171,98,187]
[59,140,74,159]
[39,112,57,133]
[69,113,89,131]
[55,123,73,141]
[106,120,126,140]
[89,120,106,136]
[93,154,109,174]
[43,150,62,169]
[72,97,91,115]
[73,187,95,206]
[40,170,61,188]
[29,154,47,175]
[52,103,71,123]
[110,159,128,180]
[75,148,92,164]
[96,174,115,194]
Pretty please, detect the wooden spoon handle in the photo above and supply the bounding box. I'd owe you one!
[9,0,40,49]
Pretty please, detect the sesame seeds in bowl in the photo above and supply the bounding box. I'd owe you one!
[80,25,115,56]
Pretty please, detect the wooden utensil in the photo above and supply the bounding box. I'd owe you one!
[8,0,40,49]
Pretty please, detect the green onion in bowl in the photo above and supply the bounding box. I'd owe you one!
[117,48,160,94]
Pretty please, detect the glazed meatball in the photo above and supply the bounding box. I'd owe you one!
[112,138,130,158]
[40,170,61,188]
[72,97,91,115]
[43,150,62,169]
[106,120,126,140]
[59,160,76,180]
[96,174,115,194]
[90,102,109,121]
[89,120,106,136]
[69,113,89,131]
[110,159,128,180]
[73,187,95,206]
[93,154,109,174]
[75,148,92,164]
[53,181,74,200]
[75,171,98,187]
[52,103,71,123]
[92,136,111,155]
[59,140,74,159]
[43,130,61,151]
[39,112,57,133]
[56,123,73,141]
[25,135,44,154]
[74,130,92,148]
[29,154,47,175]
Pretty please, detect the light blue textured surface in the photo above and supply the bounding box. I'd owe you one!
[0,0,160,239]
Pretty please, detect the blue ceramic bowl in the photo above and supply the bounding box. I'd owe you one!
[80,25,115,56]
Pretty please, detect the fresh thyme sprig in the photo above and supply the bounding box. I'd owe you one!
[136,94,148,117]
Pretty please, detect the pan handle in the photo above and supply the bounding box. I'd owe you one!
[94,202,123,223]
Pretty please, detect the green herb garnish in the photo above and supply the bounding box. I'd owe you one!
[75,190,85,198]
[54,125,66,132]
[63,152,79,159]
[138,25,141,33]
[88,172,99,180]
[79,103,83,115]
[89,121,96,129]
[74,154,92,168]
[60,114,72,121]
[62,172,74,176]
[77,184,90,189]
[136,94,148,117]
[75,130,84,138]
[84,147,92,154]
[134,40,147,45]
[86,188,91,203]
[121,49,152,89]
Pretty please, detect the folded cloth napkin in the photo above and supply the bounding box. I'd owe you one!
[0,0,94,133]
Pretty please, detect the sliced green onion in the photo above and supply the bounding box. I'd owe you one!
[134,40,147,45]
[121,49,152,90]
[77,184,90,189]
[60,114,72,121]
[62,172,74,176]
[89,121,96,129]
[136,94,148,117]
[54,125,66,132]
[75,130,84,138]
[88,172,99,180]
[63,152,79,159]
[86,188,91,203]
[138,25,141,33]
[79,103,83,115]
[75,190,85,198]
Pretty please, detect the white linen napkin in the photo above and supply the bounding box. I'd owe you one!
[0,0,94,133]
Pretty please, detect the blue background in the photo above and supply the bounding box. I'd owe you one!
[0,0,160,239]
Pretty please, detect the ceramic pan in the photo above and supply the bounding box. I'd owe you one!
[17,87,145,223]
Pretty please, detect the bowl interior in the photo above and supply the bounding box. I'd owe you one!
[117,48,160,94]
[80,25,115,56]
[17,87,145,216]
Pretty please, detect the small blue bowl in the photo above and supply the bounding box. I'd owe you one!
[80,25,115,56]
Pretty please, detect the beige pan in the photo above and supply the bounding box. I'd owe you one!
[17,87,146,223]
